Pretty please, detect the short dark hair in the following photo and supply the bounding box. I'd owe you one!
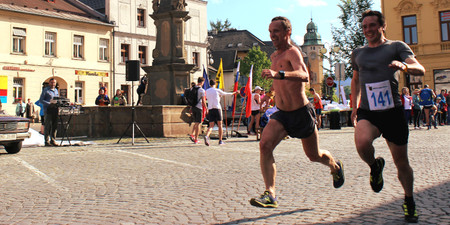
[309,88,315,92]
[49,78,56,82]
[197,77,205,83]
[362,10,385,26]
[210,79,216,86]
[271,16,292,32]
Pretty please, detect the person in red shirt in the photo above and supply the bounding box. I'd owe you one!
[309,88,323,130]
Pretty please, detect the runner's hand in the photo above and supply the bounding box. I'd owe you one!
[388,60,406,71]
[351,109,357,127]
[261,69,277,79]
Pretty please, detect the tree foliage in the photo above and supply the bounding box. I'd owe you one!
[331,0,373,79]
[209,19,233,32]
[240,46,272,91]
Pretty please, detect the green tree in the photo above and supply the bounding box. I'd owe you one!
[209,19,232,32]
[240,46,272,91]
[331,0,373,79]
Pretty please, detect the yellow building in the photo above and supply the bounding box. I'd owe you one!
[0,0,113,115]
[381,0,450,91]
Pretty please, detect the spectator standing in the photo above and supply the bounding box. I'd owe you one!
[412,89,422,129]
[39,78,59,146]
[136,76,147,105]
[95,89,110,106]
[428,104,438,129]
[15,99,26,117]
[203,79,238,146]
[419,84,436,128]
[309,88,324,130]
[247,86,262,135]
[35,100,45,135]
[25,98,35,121]
[401,87,413,125]
[189,77,207,144]
[112,89,127,106]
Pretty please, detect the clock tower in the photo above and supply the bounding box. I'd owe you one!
[302,18,324,94]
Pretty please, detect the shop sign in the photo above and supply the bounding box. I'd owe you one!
[75,70,108,77]
[2,66,35,72]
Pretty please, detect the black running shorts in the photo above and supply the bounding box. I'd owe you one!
[191,107,202,123]
[357,107,409,145]
[208,108,222,123]
[270,103,316,138]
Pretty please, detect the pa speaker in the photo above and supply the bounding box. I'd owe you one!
[126,60,140,81]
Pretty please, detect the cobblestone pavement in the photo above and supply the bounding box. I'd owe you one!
[0,125,449,224]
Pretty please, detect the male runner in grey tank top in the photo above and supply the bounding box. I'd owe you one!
[351,10,425,223]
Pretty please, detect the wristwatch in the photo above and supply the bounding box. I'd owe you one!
[278,70,285,79]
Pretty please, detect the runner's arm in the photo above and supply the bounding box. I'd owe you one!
[351,70,361,126]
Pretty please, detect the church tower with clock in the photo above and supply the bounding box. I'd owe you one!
[302,18,324,95]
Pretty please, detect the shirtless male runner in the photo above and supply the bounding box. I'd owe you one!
[249,16,344,208]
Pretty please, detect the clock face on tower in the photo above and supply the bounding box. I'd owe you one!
[309,51,317,60]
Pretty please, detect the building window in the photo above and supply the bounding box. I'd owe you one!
[137,9,145,27]
[12,28,26,54]
[13,78,24,103]
[73,35,84,58]
[192,52,199,68]
[121,44,129,63]
[139,46,147,64]
[440,11,450,42]
[74,81,84,104]
[403,15,418,44]
[99,38,109,61]
[45,32,56,56]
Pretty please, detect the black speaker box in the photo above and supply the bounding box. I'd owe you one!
[126,60,140,81]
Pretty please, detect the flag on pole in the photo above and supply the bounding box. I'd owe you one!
[215,58,225,90]
[245,65,253,118]
[202,65,210,90]
[231,62,240,119]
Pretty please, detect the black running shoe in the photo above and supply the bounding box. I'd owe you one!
[370,157,385,193]
[332,160,345,188]
[403,201,419,223]
[249,191,278,208]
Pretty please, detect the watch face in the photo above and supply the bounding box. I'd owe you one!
[309,52,317,60]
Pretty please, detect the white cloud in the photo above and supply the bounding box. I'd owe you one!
[296,0,327,7]
[293,35,304,45]
[275,8,289,14]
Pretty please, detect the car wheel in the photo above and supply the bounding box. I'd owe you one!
[4,141,22,154]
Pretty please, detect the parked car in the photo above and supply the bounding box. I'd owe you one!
[0,112,31,154]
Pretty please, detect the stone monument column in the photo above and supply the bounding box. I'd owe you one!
[142,0,195,105]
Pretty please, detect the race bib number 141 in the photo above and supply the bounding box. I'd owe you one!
[365,80,394,111]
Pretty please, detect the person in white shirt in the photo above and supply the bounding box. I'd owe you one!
[204,79,238,146]
[248,86,262,135]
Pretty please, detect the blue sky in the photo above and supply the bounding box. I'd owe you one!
[206,0,381,45]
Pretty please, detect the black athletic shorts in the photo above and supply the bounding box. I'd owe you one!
[357,107,409,145]
[251,110,260,116]
[271,103,316,138]
[208,108,222,123]
[191,107,202,123]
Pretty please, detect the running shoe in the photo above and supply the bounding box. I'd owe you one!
[370,157,385,193]
[194,140,200,144]
[332,160,345,188]
[219,140,225,145]
[203,136,210,146]
[249,191,278,208]
[403,201,419,223]
[189,134,195,143]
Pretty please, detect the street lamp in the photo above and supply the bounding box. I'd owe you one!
[320,43,341,103]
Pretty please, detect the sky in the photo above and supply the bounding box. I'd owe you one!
[206,0,382,46]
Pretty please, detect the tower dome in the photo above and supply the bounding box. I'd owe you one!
[303,18,323,46]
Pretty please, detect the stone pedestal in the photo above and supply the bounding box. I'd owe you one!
[142,63,194,105]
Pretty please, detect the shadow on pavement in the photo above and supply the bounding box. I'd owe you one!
[214,208,313,225]
[316,181,450,224]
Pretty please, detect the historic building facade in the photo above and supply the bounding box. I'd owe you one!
[301,19,325,94]
[0,0,113,115]
[381,0,450,91]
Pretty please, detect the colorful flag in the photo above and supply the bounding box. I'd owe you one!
[202,65,210,90]
[231,62,240,119]
[245,65,253,118]
[215,58,225,90]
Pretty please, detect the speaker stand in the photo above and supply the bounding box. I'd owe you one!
[117,81,149,145]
